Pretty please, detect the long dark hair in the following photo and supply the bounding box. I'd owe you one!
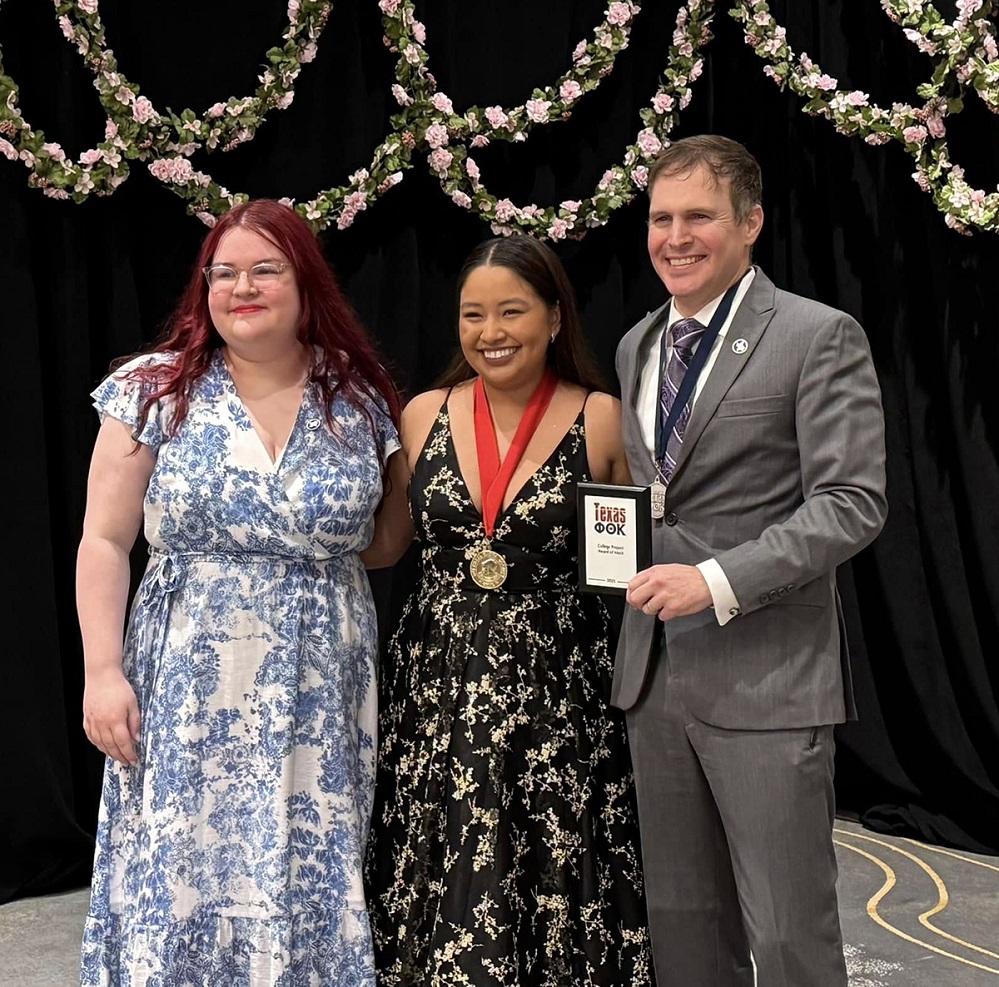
[435,235,607,392]
[117,199,401,436]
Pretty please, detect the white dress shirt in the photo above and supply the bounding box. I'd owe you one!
[635,269,756,626]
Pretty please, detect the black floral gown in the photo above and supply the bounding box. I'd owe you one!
[366,400,652,987]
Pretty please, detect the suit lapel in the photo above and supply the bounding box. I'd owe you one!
[670,269,777,480]
[622,303,669,485]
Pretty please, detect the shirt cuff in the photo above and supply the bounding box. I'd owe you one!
[696,559,741,626]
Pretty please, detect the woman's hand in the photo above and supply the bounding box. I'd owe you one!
[83,668,141,766]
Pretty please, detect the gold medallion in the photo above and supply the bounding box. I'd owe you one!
[470,548,508,589]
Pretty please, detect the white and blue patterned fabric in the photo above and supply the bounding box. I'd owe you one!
[81,349,399,987]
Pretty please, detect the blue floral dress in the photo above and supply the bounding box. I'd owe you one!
[81,350,398,987]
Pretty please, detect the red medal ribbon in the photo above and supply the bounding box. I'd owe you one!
[473,369,559,538]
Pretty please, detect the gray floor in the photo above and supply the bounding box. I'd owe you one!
[0,819,996,985]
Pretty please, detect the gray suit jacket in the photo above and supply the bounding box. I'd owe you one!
[612,268,887,729]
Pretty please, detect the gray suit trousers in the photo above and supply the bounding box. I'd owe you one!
[627,645,847,987]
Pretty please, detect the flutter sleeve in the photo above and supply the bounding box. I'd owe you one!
[90,353,175,451]
[369,396,401,466]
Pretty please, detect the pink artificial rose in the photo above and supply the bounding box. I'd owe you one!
[78,0,99,13]
[431,93,453,115]
[470,134,489,148]
[425,123,448,149]
[572,41,587,62]
[631,165,649,188]
[404,45,420,65]
[378,0,401,14]
[115,86,133,105]
[428,148,453,174]
[132,96,156,123]
[391,85,411,106]
[903,125,928,144]
[0,139,18,161]
[525,99,551,123]
[300,42,317,63]
[412,20,426,44]
[652,93,674,113]
[494,198,516,222]
[345,190,368,213]
[465,158,481,181]
[43,187,70,200]
[560,80,582,102]
[287,0,300,22]
[80,148,103,165]
[607,2,632,27]
[560,200,581,214]
[451,191,472,208]
[485,106,509,129]
[148,157,194,183]
[42,142,67,162]
[637,128,662,157]
[59,16,75,40]
[547,218,571,240]
[926,113,946,138]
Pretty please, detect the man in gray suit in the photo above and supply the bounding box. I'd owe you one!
[614,135,887,985]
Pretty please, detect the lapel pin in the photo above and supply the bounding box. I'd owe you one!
[732,338,749,355]
[306,418,321,430]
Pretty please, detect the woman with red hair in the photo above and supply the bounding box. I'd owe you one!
[76,200,407,986]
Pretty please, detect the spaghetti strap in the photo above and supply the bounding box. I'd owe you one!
[580,390,593,415]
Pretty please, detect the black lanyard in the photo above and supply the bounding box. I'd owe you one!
[654,278,742,467]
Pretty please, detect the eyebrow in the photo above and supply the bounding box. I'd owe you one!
[649,208,717,219]
[461,297,530,308]
[209,257,285,266]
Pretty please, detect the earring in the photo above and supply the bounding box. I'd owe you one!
[550,331,556,343]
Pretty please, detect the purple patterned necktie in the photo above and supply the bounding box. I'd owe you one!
[658,317,706,481]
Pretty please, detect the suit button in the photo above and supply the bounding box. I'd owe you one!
[759,593,769,605]
[777,587,787,597]
[665,512,678,526]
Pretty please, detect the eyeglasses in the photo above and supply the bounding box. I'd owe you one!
[203,261,291,292]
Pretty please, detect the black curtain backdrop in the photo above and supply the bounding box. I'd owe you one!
[1,1,997,903]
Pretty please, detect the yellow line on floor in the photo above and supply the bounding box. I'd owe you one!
[833,839,999,976]
[899,838,999,874]
[836,830,999,961]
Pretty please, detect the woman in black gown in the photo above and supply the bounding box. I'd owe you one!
[366,236,652,986]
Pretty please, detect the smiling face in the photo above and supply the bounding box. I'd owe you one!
[458,263,560,391]
[647,163,763,317]
[206,227,301,355]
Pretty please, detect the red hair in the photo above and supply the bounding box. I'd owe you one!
[120,200,401,437]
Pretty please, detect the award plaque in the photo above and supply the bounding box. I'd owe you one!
[577,483,652,595]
